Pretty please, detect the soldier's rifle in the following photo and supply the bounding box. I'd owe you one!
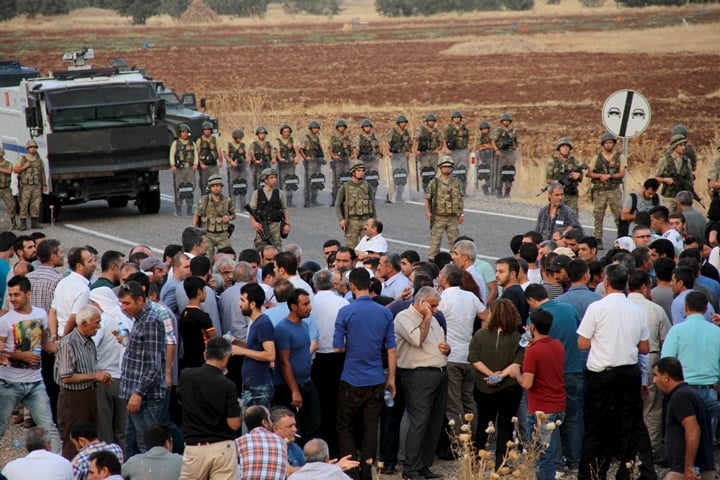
[672,174,705,209]
[536,163,589,197]
[244,205,273,246]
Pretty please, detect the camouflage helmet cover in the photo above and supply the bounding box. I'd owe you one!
[500,113,513,122]
[178,123,191,132]
[669,133,687,150]
[207,174,224,187]
[261,167,278,180]
[396,114,408,124]
[349,160,366,173]
[335,119,348,129]
[201,121,213,130]
[479,121,491,130]
[451,110,463,119]
[556,137,573,150]
[256,126,268,135]
[232,129,244,139]
[671,124,688,138]
[600,132,617,145]
[438,155,454,167]
[360,119,373,128]
[25,139,39,148]
[424,113,437,122]
[308,120,321,130]
[279,123,292,133]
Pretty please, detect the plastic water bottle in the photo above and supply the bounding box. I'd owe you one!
[519,330,533,348]
[32,343,41,355]
[223,331,234,344]
[12,439,22,450]
[384,389,394,407]
[487,374,503,385]
[117,322,129,346]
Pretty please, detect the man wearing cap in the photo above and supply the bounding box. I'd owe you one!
[141,257,168,288]
[276,124,300,208]
[656,134,693,214]
[545,254,571,299]
[535,181,582,242]
[336,161,375,249]
[443,111,470,194]
[195,121,221,193]
[425,156,464,262]
[14,139,47,230]
[248,168,290,250]
[169,124,199,217]
[385,115,413,203]
[193,175,236,260]
[224,129,249,210]
[588,132,626,250]
[546,137,584,216]
[0,146,18,230]
[491,113,520,198]
[414,114,443,193]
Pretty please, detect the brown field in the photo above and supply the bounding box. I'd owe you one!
[2,1,720,202]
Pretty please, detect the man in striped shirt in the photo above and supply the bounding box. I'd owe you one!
[236,405,288,480]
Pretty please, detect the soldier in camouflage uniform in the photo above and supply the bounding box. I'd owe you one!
[15,139,47,230]
[250,126,274,192]
[248,168,290,251]
[195,121,221,193]
[192,175,236,260]
[224,129,249,210]
[336,161,375,249]
[276,123,300,208]
[300,120,326,208]
[169,123,199,216]
[329,119,354,207]
[385,114,412,203]
[587,132,626,250]
[672,124,697,174]
[655,134,693,214]
[706,143,720,198]
[354,119,383,201]
[474,120,494,195]
[546,137,584,216]
[414,113,443,193]
[443,110,470,194]
[491,113,520,198]
[0,146,18,229]
[425,156,464,262]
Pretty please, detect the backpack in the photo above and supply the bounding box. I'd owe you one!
[617,192,659,237]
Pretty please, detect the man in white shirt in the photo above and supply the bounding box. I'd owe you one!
[1,427,72,480]
[649,205,683,256]
[354,218,388,261]
[379,253,411,300]
[451,240,487,303]
[49,246,95,338]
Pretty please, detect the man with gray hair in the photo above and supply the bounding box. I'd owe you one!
[451,240,487,303]
[675,190,705,243]
[218,261,253,391]
[379,252,411,300]
[534,181,583,242]
[212,256,236,290]
[1,426,73,479]
[289,438,358,480]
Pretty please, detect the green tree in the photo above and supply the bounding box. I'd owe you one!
[17,0,69,17]
[0,0,18,21]
[160,0,191,18]
[111,0,161,24]
[502,0,534,10]
[205,0,269,16]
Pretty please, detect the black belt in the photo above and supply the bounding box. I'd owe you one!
[400,366,446,372]
[688,384,718,390]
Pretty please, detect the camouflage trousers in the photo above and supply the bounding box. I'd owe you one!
[278,160,298,207]
[0,188,16,225]
[198,164,219,194]
[304,158,325,207]
[417,152,438,192]
[205,231,230,261]
[497,149,520,193]
[592,187,622,239]
[565,194,579,217]
[361,155,381,200]
[18,184,41,219]
[386,153,409,203]
[254,221,282,251]
[331,157,350,206]
[449,149,469,194]
[662,196,677,214]
[227,165,248,209]
[344,216,368,249]
[428,214,459,261]
[174,167,196,209]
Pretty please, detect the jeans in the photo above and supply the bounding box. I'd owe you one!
[126,397,165,457]
[555,372,585,470]
[0,379,62,453]
[528,412,565,480]
[242,383,274,409]
[693,387,718,440]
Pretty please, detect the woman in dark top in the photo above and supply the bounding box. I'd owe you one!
[705,197,720,247]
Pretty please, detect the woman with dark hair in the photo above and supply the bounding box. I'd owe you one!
[468,299,524,466]
[705,197,720,247]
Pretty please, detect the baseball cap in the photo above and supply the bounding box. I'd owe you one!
[140,257,164,272]
[547,254,571,272]
[552,247,576,259]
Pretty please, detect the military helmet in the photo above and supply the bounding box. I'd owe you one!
[261,167,278,181]
[669,134,687,150]
[279,123,292,133]
[500,113,513,122]
[178,123,191,133]
[396,114,408,124]
[479,120,491,130]
[424,113,437,122]
[451,110,463,119]
[335,119,348,129]
[201,121,213,130]
[207,174,224,187]
[232,129,244,139]
[25,139,39,148]
[438,155,454,167]
[672,124,688,138]
[556,137,573,150]
[349,160,366,174]
[360,119,373,128]
[599,132,617,145]
[255,126,268,135]
[308,120,321,130]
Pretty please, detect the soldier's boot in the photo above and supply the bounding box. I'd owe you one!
[482,184,490,196]
[503,186,511,198]
[10,217,18,230]
[31,218,42,229]
[287,193,294,209]
[175,205,181,217]
[19,218,28,231]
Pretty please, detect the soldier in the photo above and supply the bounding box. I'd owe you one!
[195,121,221,192]
[354,119,383,201]
[169,123,199,216]
[336,161,375,249]
[545,137,585,216]
[414,113,443,193]
[706,144,720,198]
[672,124,697,173]
[425,156,464,262]
[224,129,249,210]
[14,139,47,230]
[0,146,17,229]
[491,113,519,198]
[474,120,494,196]
[192,175,236,260]
[248,168,290,250]
[443,111,470,194]
[656,134,694,214]
[299,120,326,208]
[329,119,354,207]
[587,132,626,250]
[250,126,274,191]
[385,114,412,203]
[276,123,300,208]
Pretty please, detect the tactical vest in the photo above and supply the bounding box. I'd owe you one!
[389,128,411,154]
[417,126,441,152]
[0,160,11,189]
[477,132,492,147]
[228,141,247,164]
[257,188,284,222]
[330,135,353,158]
[549,156,581,195]
[18,155,42,185]
[199,194,232,233]
[657,153,692,198]
[358,133,381,157]
[429,177,462,216]
[252,141,273,165]
[445,124,469,150]
[495,128,517,151]
[197,136,218,165]
[174,140,195,167]
[591,152,622,189]
[304,134,323,158]
[277,137,295,161]
[343,181,373,218]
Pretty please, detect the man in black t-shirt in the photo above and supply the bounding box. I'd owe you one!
[495,257,529,325]
[178,277,215,371]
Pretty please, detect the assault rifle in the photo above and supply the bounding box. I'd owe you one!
[245,205,273,246]
[536,163,589,197]
[673,174,705,209]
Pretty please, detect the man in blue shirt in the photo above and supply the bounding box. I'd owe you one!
[333,268,396,480]
[670,267,715,324]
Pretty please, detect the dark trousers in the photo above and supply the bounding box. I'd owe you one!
[337,382,385,480]
[380,373,405,468]
[41,351,59,423]
[579,365,657,480]
[474,384,522,466]
[401,367,448,475]
[58,388,97,459]
[274,381,321,445]
[311,352,345,457]
[226,355,244,395]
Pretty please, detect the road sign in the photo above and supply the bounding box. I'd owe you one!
[601,89,651,138]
